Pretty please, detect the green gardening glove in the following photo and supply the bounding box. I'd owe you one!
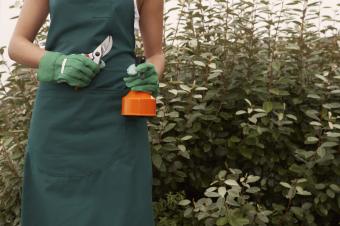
[37,51,102,88]
[123,62,159,98]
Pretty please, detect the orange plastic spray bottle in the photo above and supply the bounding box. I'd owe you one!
[121,56,156,116]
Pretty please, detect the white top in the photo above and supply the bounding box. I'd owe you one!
[133,0,140,32]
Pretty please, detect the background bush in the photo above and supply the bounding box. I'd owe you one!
[1,0,339,225]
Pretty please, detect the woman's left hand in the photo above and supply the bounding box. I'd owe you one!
[123,62,159,98]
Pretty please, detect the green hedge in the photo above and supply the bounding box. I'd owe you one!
[1,0,340,225]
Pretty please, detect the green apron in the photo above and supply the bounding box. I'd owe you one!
[20,0,155,225]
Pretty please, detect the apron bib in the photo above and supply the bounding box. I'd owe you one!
[20,0,155,225]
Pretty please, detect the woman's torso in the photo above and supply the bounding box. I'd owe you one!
[40,0,139,91]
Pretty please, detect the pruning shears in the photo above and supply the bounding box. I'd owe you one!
[75,35,113,90]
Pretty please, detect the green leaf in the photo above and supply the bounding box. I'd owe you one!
[246,187,261,193]
[183,207,193,218]
[326,132,340,138]
[218,187,227,197]
[280,182,292,188]
[296,186,311,196]
[178,199,191,206]
[224,179,240,187]
[218,170,227,180]
[181,135,193,141]
[257,212,270,223]
[286,43,300,50]
[254,108,266,113]
[269,88,289,96]
[229,136,241,143]
[330,89,340,94]
[305,110,320,121]
[326,189,335,198]
[195,86,208,91]
[152,154,163,170]
[166,111,179,118]
[229,168,242,175]
[168,89,178,95]
[163,123,176,134]
[296,178,307,184]
[193,60,206,67]
[204,191,220,197]
[216,217,228,226]
[316,147,326,158]
[330,184,340,192]
[315,183,326,190]
[310,121,322,126]
[208,63,217,69]
[245,98,252,106]
[323,103,340,109]
[286,114,297,121]
[246,175,261,183]
[179,149,190,159]
[197,212,209,221]
[236,110,247,115]
[314,74,328,82]
[305,136,319,144]
[263,101,273,112]
[225,196,240,206]
[207,73,220,80]
[321,142,338,148]
[229,216,249,226]
[179,84,191,93]
[307,94,321,99]
[178,144,186,152]
[291,206,303,219]
[162,136,177,142]
[286,187,296,199]
[240,146,253,159]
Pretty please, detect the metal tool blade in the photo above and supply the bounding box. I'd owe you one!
[99,35,113,57]
[89,35,113,64]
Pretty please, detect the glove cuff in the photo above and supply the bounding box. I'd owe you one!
[37,51,64,82]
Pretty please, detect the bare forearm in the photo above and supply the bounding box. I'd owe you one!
[139,0,164,80]
[8,0,49,68]
[8,37,46,68]
[145,52,165,79]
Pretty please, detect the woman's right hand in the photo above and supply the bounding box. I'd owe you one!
[37,51,101,88]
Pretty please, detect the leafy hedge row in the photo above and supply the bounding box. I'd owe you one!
[149,0,340,225]
[1,0,340,225]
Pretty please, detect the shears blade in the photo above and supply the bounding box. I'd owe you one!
[87,35,113,64]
